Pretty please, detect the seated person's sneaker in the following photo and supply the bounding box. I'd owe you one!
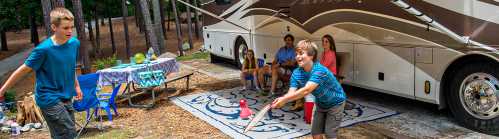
[290,99,304,111]
[239,86,247,91]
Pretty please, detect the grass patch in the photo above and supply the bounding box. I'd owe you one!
[175,52,209,61]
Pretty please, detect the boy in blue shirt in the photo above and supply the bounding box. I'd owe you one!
[0,8,82,139]
[272,40,346,139]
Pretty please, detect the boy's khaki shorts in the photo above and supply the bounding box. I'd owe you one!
[311,102,345,138]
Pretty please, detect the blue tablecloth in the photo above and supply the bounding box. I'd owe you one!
[97,58,179,86]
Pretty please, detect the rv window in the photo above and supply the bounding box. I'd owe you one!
[215,0,231,5]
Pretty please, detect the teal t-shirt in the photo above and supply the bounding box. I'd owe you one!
[290,62,346,109]
[25,37,80,108]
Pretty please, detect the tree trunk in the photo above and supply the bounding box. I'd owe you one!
[41,0,53,37]
[71,0,91,74]
[29,8,40,46]
[185,0,194,50]
[159,0,167,39]
[122,0,131,58]
[101,16,106,26]
[166,0,171,31]
[87,21,96,50]
[134,1,139,28]
[52,0,65,8]
[140,0,160,55]
[152,0,165,54]
[94,5,101,55]
[0,30,7,51]
[136,0,145,33]
[171,0,183,56]
[193,0,200,39]
[107,8,116,55]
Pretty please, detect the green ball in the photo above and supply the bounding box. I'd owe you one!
[134,53,146,64]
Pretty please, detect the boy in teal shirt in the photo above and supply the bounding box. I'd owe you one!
[272,40,346,139]
[0,8,82,139]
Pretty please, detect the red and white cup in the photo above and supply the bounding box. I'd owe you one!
[304,94,315,124]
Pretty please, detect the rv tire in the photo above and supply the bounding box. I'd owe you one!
[448,62,499,135]
[234,37,247,69]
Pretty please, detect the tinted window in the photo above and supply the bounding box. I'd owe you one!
[215,0,231,5]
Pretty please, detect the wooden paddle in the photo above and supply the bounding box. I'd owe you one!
[244,104,271,133]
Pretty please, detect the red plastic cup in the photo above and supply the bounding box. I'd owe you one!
[304,102,315,124]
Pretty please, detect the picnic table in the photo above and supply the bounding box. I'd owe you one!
[97,58,179,108]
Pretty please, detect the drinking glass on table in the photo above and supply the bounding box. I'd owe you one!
[130,57,136,65]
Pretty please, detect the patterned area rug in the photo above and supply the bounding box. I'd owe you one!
[170,87,398,139]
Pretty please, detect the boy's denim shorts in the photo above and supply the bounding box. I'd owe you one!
[311,102,345,138]
[40,100,77,139]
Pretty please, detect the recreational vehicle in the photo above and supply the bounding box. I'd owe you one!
[192,0,499,134]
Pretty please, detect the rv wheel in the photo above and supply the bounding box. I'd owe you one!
[234,37,247,68]
[448,62,499,135]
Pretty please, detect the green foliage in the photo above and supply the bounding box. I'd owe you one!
[0,0,42,31]
[93,54,118,70]
[93,59,106,70]
[0,0,202,32]
[4,90,16,102]
[0,0,19,31]
[176,51,209,61]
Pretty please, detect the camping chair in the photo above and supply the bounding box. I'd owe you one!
[73,73,100,138]
[95,84,122,122]
[243,59,267,89]
[258,58,293,90]
[257,58,271,87]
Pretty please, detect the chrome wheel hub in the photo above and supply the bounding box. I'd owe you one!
[460,73,499,119]
[238,43,248,65]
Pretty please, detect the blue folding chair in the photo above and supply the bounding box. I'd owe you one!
[95,84,122,122]
[243,59,266,88]
[73,73,100,138]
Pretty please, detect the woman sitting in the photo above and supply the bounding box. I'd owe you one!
[240,49,264,91]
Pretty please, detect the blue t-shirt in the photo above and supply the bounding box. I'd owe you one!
[275,46,296,64]
[290,62,346,109]
[25,37,80,108]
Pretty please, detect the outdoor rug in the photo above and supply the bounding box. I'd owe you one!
[170,87,398,139]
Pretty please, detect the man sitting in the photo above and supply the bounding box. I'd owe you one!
[268,34,297,96]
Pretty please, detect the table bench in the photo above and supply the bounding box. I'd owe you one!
[164,71,194,91]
